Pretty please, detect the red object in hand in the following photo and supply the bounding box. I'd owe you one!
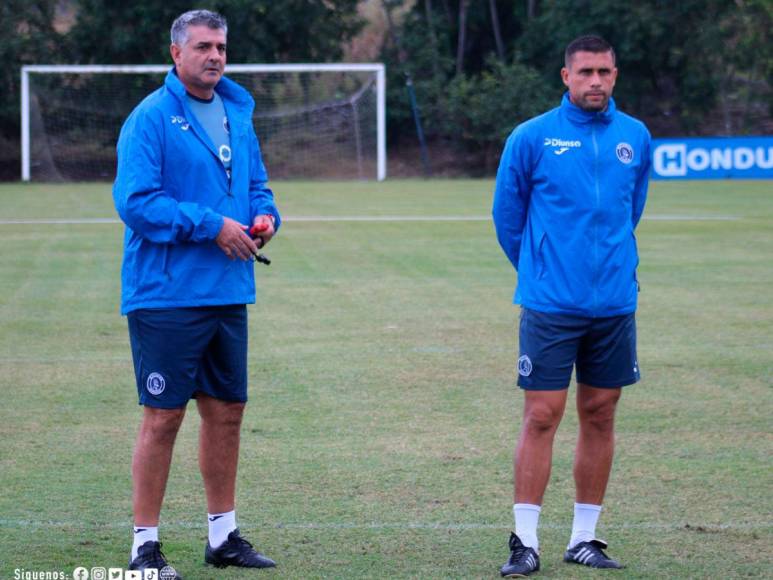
[250,222,269,238]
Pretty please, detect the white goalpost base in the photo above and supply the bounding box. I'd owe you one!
[21,63,386,182]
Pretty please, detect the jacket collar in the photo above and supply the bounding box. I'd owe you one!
[560,92,616,125]
[165,68,254,118]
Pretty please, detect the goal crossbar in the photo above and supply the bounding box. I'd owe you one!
[21,63,387,181]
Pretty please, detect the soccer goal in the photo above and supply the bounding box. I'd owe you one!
[21,63,386,181]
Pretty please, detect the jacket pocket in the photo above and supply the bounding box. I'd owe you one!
[160,244,170,279]
[631,230,640,290]
[536,233,547,280]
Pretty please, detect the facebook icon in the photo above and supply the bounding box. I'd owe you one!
[72,568,89,580]
[654,143,687,177]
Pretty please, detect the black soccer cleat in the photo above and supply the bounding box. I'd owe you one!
[128,541,183,579]
[500,532,540,577]
[205,528,276,569]
[564,539,623,569]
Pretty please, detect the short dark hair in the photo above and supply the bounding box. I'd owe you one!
[171,10,228,46]
[564,35,615,67]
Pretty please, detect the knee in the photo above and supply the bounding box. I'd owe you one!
[523,402,563,435]
[202,402,245,431]
[141,407,186,442]
[579,399,618,433]
[219,409,244,430]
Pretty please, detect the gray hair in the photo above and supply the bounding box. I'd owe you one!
[170,10,228,46]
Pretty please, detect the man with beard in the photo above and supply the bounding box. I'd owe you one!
[493,35,651,576]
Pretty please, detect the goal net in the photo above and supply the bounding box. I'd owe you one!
[21,64,386,181]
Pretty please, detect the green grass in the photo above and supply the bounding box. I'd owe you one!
[0,179,771,578]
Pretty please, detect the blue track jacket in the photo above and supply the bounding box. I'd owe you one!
[493,93,651,317]
[113,69,281,314]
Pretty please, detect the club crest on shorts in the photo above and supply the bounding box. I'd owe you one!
[616,142,634,164]
[146,372,166,395]
[518,355,533,377]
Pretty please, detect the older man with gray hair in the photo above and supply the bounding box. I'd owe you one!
[113,9,280,577]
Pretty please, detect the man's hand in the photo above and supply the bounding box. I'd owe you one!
[250,214,276,249]
[215,217,259,261]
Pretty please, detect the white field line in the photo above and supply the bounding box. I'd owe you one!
[0,356,129,363]
[0,215,742,225]
[0,218,122,224]
[0,519,769,531]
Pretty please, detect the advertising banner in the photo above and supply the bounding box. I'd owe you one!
[651,136,773,180]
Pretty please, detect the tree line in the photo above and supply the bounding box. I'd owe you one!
[2,0,770,178]
[382,0,771,171]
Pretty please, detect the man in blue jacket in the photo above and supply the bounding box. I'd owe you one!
[113,10,280,577]
[493,35,651,576]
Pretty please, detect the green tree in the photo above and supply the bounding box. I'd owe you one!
[442,58,554,171]
[68,0,363,64]
[381,0,551,169]
[516,0,772,134]
[382,0,771,169]
[0,0,68,178]
[1,1,364,180]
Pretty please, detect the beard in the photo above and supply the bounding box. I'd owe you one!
[578,91,609,112]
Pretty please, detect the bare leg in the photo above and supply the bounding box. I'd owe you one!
[514,389,569,504]
[197,393,245,513]
[132,406,187,525]
[574,383,621,504]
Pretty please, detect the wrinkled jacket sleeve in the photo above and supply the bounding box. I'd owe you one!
[248,129,282,231]
[112,108,224,243]
[632,128,651,229]
[492,127,532,271]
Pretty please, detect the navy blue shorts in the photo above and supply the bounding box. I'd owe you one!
[127,305,248,408]
[517,307,640,391]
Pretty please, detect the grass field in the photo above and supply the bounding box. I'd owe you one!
[0,179,771,579]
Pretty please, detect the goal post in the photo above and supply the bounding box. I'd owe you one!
[21,63,386,182]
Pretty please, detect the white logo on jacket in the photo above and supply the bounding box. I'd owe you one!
[544,137,581,156]
[170,115,190,131]
[544,137,582,148]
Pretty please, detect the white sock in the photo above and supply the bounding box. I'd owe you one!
[568,503,602,548]
[132,525,158,561]
[513,503,541,552]
[208,510,237,549]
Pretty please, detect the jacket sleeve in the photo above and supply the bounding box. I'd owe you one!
[492,127,532,271]
[632,129,651,229]
[112,108,224,244]
[248,129,282,231]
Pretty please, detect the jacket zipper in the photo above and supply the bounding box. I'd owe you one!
[591,122,600,316]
